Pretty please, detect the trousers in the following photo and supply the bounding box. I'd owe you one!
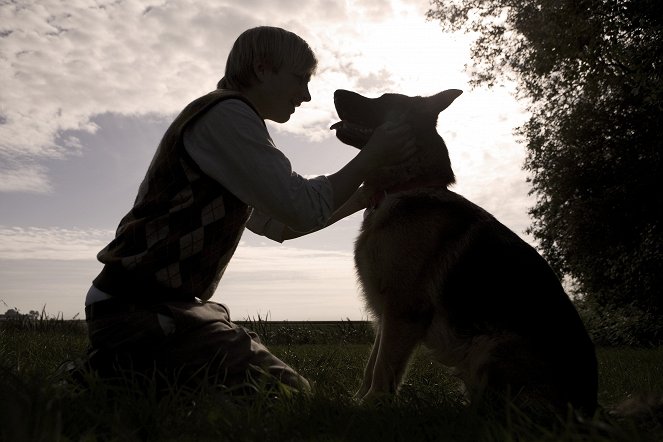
[85,299,309,391]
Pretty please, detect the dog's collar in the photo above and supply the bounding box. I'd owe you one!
[368,179,448,209]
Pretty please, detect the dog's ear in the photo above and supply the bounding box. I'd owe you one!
[426,89,463,114]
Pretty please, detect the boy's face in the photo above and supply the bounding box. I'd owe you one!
[253,63,312,123]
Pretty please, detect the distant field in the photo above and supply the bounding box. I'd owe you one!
[1,318,661,441]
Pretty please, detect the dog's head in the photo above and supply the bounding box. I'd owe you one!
[330,89,462,190]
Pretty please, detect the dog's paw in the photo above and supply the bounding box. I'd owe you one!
[354,386,369,400]
[360,390,396,406]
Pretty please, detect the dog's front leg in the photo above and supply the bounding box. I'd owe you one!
[362,313,425,401]
[356,322,381,399]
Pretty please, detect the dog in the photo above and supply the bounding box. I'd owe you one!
[330,89,598,415]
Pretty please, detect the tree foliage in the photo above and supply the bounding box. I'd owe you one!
[427,1,663,328]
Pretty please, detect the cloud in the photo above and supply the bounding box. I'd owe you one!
[0,225,115,260]
[231,241,353,274]
[219,242,363,321]
[437,85,536,241]
[0,163,53,193]
[0,225,364,320]
[0,0,476,191]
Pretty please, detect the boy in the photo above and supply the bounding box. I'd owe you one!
[84,26,415,391]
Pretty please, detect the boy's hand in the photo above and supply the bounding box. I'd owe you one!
[361,119,417,168]
[327,117,416,210]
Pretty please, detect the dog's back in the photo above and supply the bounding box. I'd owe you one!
[332,89,598,415]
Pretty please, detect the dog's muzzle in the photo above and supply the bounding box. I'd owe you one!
[330,120,375,148]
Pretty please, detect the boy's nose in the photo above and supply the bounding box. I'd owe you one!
[301,85,311,103]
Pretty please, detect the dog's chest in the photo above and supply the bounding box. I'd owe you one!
[354,198,396,266]
[353,194,428,310]
[354,190,443,264]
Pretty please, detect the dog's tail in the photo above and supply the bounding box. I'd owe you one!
[569,393,663,439]
[609,392,663,425]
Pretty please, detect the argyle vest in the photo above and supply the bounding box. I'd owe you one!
[93,90,259,302]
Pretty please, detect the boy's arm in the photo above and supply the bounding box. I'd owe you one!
[245,186,368,242]
[279,186,368,241]
[253,119,414,241]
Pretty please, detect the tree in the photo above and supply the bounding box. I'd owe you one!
[428,0,663,342]
[3,308,19,317]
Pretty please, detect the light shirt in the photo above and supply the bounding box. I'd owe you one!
[182,98,333,242]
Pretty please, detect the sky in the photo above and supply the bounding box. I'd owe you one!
[0,0,533,321]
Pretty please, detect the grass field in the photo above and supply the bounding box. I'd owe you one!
[1,318,662,442]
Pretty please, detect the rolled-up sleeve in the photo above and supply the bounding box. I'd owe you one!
[183,99,334,236]
[244,209,288,242]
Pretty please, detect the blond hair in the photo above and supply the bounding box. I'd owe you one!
[218,26,317,90]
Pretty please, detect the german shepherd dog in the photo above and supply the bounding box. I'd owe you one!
[330,89,598,415]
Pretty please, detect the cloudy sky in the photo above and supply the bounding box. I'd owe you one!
[0,0,533,320]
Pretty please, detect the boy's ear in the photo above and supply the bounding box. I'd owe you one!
[253,60,267,82]
[252,60,274,83]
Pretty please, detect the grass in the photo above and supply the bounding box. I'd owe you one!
[1,317,662,442]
